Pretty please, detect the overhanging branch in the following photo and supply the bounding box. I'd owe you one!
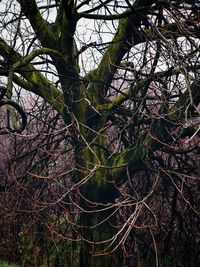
[0,38,65,118]
[0,99,27,133]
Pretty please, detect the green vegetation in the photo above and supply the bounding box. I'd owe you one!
[0,262,18,267]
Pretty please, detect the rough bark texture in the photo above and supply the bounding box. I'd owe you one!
[0,0,200,266]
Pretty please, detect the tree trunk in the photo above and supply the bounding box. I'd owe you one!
[79,181,122,267]
[80,208,121,267]
[73,133,122,267]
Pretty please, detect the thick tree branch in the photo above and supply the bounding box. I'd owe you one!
[86,2,199,107]
[97,65,200,113]
[0,99,27,133]
[110,76,200,182]
[0,38,65,117]
[78,9,134,20]
[17,0,58,48]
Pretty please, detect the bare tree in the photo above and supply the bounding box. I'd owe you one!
[0,1,200,266]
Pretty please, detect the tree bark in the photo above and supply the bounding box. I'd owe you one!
[73,131,122,267]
